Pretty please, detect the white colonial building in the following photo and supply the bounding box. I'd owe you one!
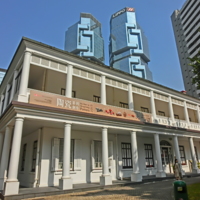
[0,37,200,196]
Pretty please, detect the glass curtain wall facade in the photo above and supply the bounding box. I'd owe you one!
[109,8,152,81]
[65,13,104,64]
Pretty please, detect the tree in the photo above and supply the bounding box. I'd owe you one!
[188,50,200,89]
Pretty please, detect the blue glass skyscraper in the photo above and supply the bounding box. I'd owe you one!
[65,13,104,64]
[109,8,152,81]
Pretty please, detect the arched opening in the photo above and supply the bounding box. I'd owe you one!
[160,140,171,146]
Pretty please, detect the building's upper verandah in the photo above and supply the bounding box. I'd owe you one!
[0,37,199,104]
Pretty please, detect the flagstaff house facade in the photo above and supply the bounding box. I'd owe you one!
[0,37,200,196]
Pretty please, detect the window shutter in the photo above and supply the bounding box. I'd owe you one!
[108,141,113,169]
[52,138,60,171]
[91,140,95,170]
[74,139,82,170]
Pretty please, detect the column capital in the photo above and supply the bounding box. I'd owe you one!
[24,50,32,55]
[15,117,24,122]
[6,125,14,129]
[67,64,73,68]
[64,122,72,127]
[168,96,173,101]
[150,90,154,93]
[102,127,108,131]
[130,130,136,134]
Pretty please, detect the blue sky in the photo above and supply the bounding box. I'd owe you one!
[0,0,186,91]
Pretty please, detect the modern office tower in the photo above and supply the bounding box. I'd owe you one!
[0,68,6,84]
[109,7,152,81]
[65,13,104,64]
[171,0,200,98]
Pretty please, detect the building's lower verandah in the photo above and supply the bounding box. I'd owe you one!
[0,111,200,196]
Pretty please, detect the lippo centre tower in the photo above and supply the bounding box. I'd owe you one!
[109,7,152,81]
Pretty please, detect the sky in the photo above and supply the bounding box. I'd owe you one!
[0,0,186,91]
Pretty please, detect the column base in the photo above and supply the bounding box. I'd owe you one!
[156,171,166,178]
[0,178,6,190]
[4,180,19,195]
[17,95,29,103]
[59,177,73,190]
[131,172,142,182]
[181,170,185,176]
[192,168,200,174]
[100,175,112,186]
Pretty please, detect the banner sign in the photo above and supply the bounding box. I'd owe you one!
[29,90,152,123]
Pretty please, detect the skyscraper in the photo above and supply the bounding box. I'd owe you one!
[171,0,200,98]
[109,7,152,81]
[65,13,104,64]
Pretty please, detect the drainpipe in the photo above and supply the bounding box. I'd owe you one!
[33,128,41,187]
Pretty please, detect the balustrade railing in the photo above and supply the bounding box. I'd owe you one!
[156,115,173,126]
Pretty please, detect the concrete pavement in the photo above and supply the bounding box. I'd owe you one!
[24,176,200,200]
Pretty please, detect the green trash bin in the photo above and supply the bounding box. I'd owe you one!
[173,180,189,200]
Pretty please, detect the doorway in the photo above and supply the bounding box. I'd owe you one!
[160,141,173,173]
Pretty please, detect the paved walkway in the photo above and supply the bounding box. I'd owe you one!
[25,176,200,200]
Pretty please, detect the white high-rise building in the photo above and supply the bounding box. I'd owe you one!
[171,0,200,98]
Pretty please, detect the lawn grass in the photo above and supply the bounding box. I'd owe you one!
[187,182,200,200]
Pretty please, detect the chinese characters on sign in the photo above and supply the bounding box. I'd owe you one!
[57,98,80,110]
[29,90,152,123]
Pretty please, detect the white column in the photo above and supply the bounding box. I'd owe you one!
[130,131,142,182]
[184,101,190,124]
[9,70,18,103]
[173,136,181,163]
[100,127,112,185]
[4,118,24,195]
[150,91,157,122]
[0,126,13,190]
[0,133,3,158]
[3,84,10,112]
[0,95,4,114]
[59,123,72,190]
[18,51,31,97]
[168,96,175,124]
[33,129,41,188]
[101,75,106,105]
[189,137,199,173]
[154,133,166,177]
[196,105,200,123]
[128,83,134,110]
[115,134,120,179]
[65,65,73,98]
[172,136,185,175]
